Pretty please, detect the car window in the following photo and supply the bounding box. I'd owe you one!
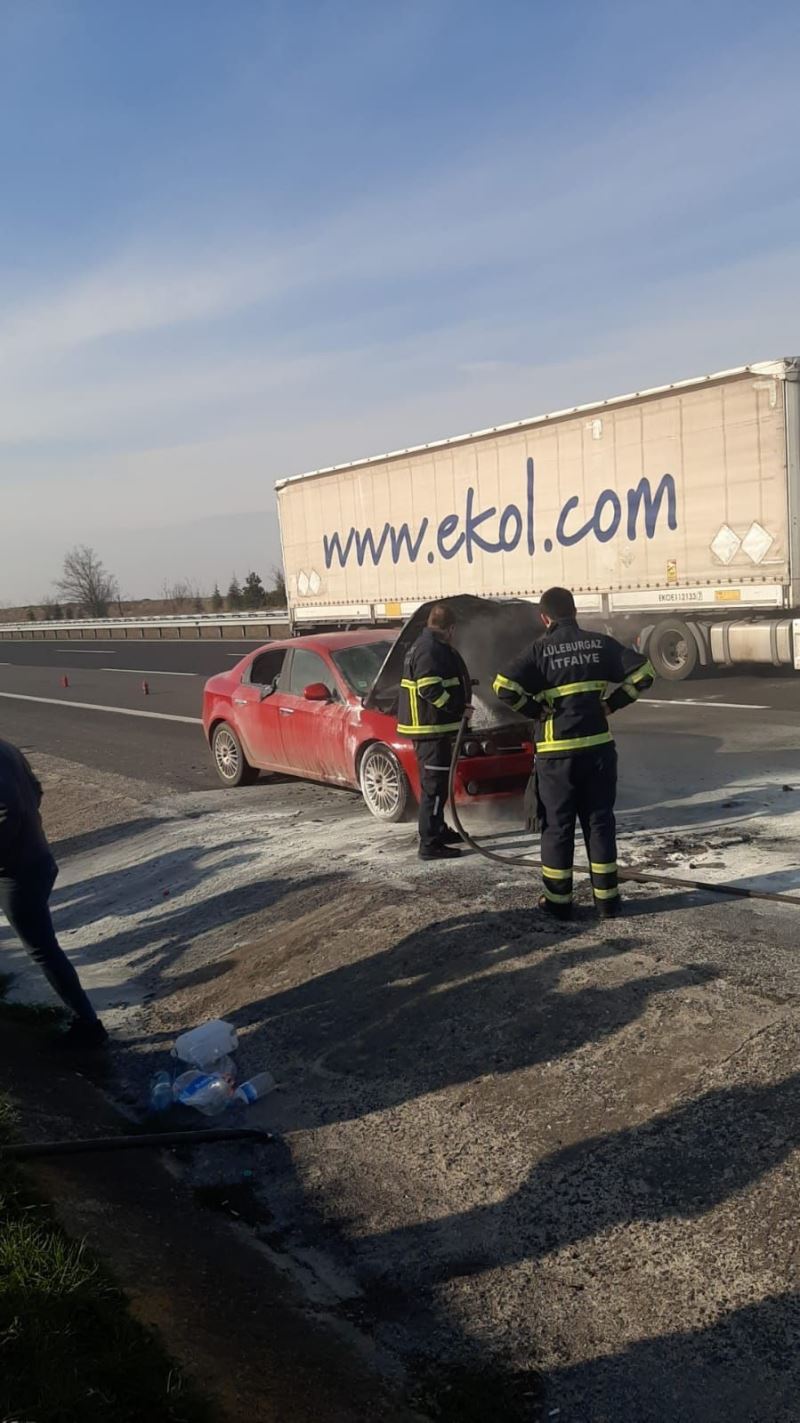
[331,640,394,695]
[247,649,287,687]
[286,649,338,698]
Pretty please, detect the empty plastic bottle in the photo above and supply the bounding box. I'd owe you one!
[172,1019,238,1068]
[149,1070,173,1113]
[234,1071,276,1105]
[173,1056,236,1116]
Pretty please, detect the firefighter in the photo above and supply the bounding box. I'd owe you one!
[397,603,472,860]
[493,586,654,918]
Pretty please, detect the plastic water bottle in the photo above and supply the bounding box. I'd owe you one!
[149,1070,173,1113]
[173,1056,236,1116]
[234,1071,276,1105]
[172,1019,238,1068]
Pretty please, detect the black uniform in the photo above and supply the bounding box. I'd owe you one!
[397,627,470,851]
[493,621,654,911]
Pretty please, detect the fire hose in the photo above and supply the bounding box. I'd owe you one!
[447,713,800,907]
[0,1127,274,1162]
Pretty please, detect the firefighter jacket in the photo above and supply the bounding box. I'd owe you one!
[397,627,470,738]
[493,618,654,757]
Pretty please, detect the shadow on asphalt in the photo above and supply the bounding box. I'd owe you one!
[0,845,339,1014]
[196,904,800,1418]
[248,911,711,1127]
[12,825,795,1417]
[546,1290,800,1422]
[48,815,165,861]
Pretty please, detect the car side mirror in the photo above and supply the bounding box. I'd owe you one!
[303,682,331,701]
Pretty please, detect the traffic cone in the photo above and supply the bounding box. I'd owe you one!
[60,675,69,689]
[142,680,150,696]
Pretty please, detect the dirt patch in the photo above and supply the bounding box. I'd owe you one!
[5,752,800,1421]
[0,1018,419,1423]
[34,750,160,851]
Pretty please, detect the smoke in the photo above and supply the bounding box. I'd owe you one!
[366,594,542,728]
[451,597,541,729]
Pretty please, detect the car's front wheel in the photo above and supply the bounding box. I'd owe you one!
[359,743,410,822]
[211,722,259,787]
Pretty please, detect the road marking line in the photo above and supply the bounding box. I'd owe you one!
[642,697,768,709]
[54,649,109,654]
[100,668,198,677]
[0,692,201,724]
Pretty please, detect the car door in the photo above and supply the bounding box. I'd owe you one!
[232,647,291,770]
[279,648,351,781]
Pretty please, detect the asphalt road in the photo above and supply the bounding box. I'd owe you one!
[0,637,796,808]
[0,636,260,676]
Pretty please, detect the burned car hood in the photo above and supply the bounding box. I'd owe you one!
[363,595,541,727]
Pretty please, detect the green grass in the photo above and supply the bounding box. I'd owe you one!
[0,1094,215,1423]
[0,969,67,1028]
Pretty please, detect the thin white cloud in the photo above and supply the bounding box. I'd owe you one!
[1,21,798,601]
[0,251,287,367]
[3,27,796,381]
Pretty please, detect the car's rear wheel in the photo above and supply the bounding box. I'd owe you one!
[211,722,259,787]
[359,743,410,822]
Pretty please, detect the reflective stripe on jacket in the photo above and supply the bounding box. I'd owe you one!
[397,628,470,737]
[493,619,654,756]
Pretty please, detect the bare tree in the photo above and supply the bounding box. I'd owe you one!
[162,579,203,614]
[266,564,287,608]
[57,546,117,618]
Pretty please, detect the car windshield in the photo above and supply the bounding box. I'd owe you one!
[331,640,394,695]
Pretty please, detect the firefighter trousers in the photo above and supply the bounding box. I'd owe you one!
[414,736,455,851]
[535,744,619,907]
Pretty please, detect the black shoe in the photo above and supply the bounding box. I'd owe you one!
[55,1019,109,1051]
[419,844,462,861]
[537,894,572,922]
[595,897,623,919]
[439,827,463,846]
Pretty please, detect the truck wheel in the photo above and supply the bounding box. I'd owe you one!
[359,743,410,822]
[211,723,259,787]
[648,620,698,681]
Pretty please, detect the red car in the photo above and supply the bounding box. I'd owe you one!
[202,624,533,822]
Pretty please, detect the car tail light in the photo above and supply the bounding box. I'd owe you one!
[480,736,495,756]
[466,780,479,795]
[462,738,482,757]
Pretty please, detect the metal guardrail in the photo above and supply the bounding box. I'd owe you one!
[0,611,290,640]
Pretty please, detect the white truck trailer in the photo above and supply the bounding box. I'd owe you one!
[276,358,800,680]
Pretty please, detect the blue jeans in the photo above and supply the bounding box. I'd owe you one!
[0,855,99,1025]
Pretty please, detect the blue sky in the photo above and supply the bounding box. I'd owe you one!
[1,0,799,602]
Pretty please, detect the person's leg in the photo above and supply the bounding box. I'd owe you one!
[580,746,620,915]
[416,742,441,851]
[430,735,455,843]
[536,756,578,917]
[415,739,458,857]
[0,857,101,1024]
